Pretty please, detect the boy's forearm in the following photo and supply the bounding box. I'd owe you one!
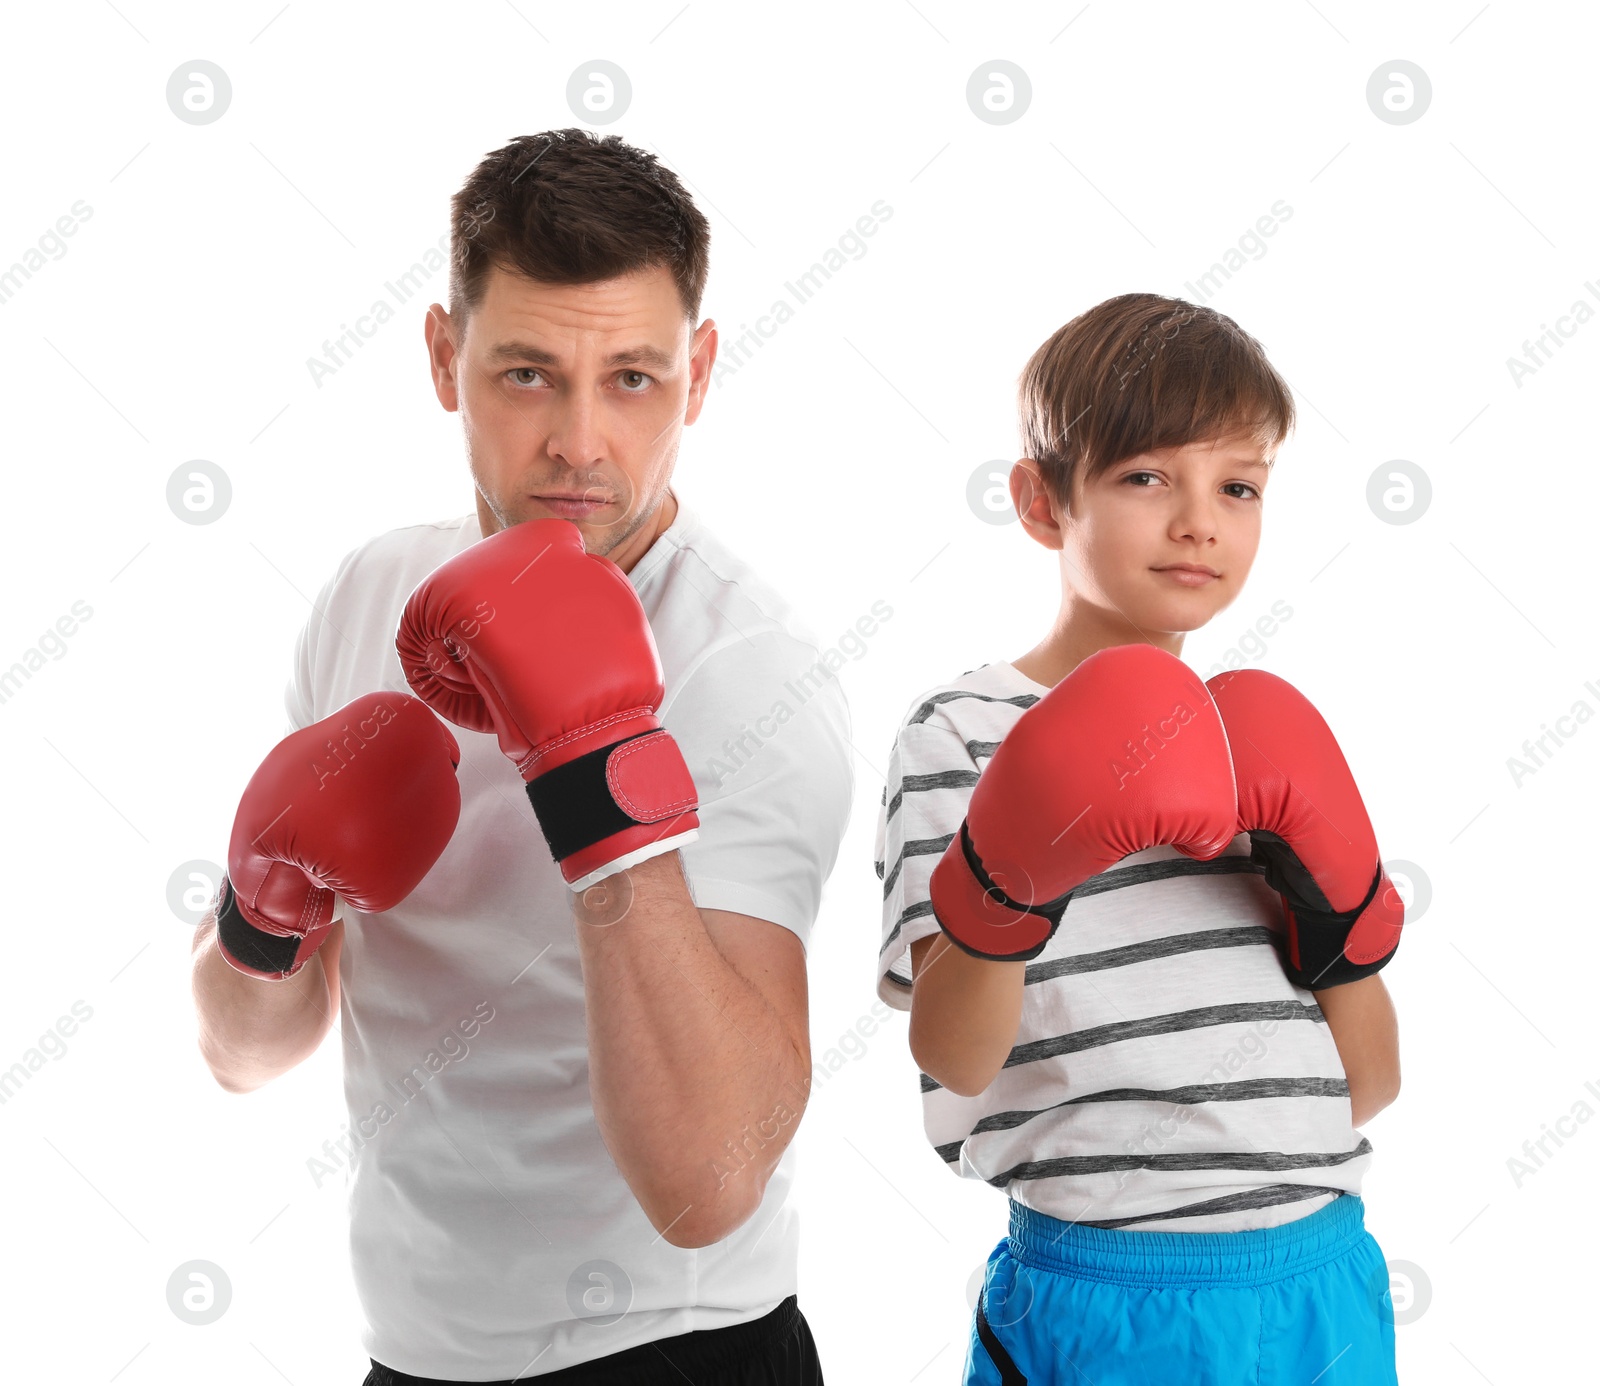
[909,932,1026,1096]
[1314,973,1400,1127]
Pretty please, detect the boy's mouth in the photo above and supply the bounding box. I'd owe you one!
[1152,563,1220,586]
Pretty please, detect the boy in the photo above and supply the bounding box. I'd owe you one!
[873,294,1403,1383]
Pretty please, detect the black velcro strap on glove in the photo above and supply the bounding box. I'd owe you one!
[214,875,303,978]
[1249,832,1394,988]
[524,731,658,864]
[941,818,1072,962]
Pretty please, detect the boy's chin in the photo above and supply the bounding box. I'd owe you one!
[1131,594,1230,636]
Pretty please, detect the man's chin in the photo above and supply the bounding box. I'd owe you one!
[534,503,642,558]
[484,484,657,557]
[499,498,607,532]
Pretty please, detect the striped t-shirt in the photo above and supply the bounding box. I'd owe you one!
[873,659,1373,1232]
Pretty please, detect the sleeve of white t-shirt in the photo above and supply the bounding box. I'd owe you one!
[283,609,317,737]
[665,630,854,954]
[283,549,361,737]
[874,708,982,1011]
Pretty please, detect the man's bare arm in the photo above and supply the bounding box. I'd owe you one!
[572,851,811,1250]
[191,906,342,1094]
[1314,973,1400,1127]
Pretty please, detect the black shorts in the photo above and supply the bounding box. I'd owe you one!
[361,1295,824,1385]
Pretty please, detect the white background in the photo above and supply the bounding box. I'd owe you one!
[1,1,1595,1381]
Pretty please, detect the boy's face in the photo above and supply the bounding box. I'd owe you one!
[1016,433,1271,639]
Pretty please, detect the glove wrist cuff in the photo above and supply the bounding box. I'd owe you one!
[525,727,701,886]
[1282,860,1402,989]
[214,875,330,981]
[928,820,1067,962]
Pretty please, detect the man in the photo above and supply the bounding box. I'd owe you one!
[191,128,852,1384]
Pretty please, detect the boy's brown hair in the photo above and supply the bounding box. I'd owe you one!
[448,128,711,327]
[1019,293,1295,512]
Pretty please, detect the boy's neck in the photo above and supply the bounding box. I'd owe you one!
[1012,609,1184,689]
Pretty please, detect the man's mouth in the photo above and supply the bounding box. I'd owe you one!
[533,493,612,515]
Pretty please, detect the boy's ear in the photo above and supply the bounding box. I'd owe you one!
[1012,458,1064,551]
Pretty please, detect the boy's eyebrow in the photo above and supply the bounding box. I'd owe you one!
[1124,454,1273,470]
[484,340,677,371]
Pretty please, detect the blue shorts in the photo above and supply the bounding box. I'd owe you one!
[964,1194,1398,1385]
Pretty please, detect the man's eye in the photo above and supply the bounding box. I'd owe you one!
[509,368,544,386]
[618,371,650,391]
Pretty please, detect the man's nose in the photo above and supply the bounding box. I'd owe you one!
[544,389,603,467]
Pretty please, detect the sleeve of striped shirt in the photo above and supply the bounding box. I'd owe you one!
[873,710,982,1011]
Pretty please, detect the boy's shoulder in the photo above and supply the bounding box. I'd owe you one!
[891,661,1044,744]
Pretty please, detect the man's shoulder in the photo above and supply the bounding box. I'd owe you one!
[323,514,478,596]
[652,503,818,636]
[643,501,833,680]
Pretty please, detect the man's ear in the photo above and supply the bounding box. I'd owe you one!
[683,318,717,425]
[1012,458,1064,551]
[424,304,461,413]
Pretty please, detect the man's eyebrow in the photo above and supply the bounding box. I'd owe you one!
[484,340,676,372]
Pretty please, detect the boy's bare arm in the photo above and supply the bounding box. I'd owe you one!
[908,932,1025,1097]
[1314,973,1399,1127]
[190,905,343,1094]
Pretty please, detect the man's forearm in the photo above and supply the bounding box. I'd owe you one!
[572,852,808,1248]
[1315,973,1401,1127]
[190,915,338,1093]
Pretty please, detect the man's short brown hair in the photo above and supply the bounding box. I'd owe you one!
[448,128,711,327]
[1018,293,1295,511]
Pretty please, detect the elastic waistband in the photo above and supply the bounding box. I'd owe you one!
[1007,1194,1367,1288]
[604,1295,798,1382]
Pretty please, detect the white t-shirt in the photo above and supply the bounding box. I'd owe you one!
[283,494,853,1378]
[872,660,1372,1234]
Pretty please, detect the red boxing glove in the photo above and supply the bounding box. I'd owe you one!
[217,692,462,980]
[1205,670,1403,990]
[395,518,700,890]
[929,644,1238,961]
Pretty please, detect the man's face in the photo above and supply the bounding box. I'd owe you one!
[425,262,715,561]
[1051,434,1271,637]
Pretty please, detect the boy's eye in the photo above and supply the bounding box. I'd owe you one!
[1122,471,1259,501]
